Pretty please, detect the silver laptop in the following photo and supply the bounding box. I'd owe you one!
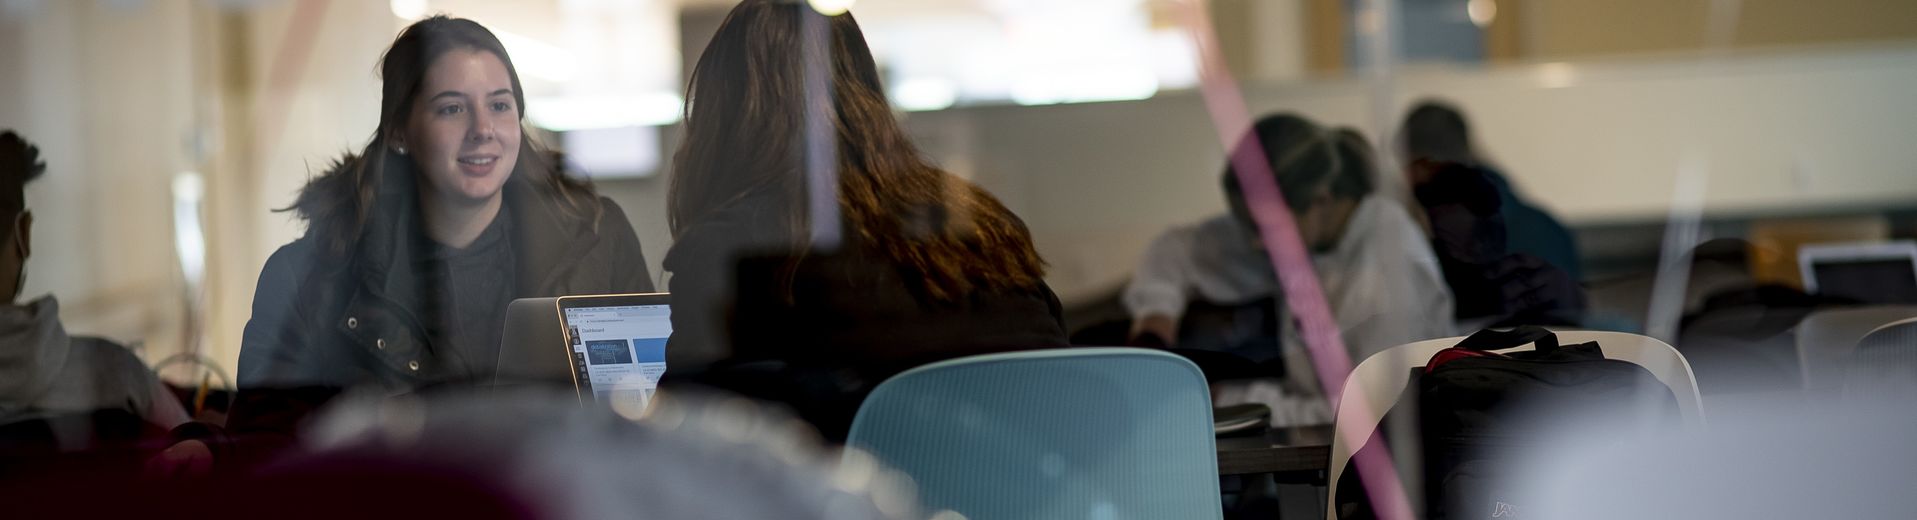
[497,293,672,410]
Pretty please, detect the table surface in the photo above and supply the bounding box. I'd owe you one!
[1215,425,1333,478]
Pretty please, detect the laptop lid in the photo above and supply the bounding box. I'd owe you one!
[1800,241,1917,304]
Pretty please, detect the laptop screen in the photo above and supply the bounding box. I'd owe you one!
[1812,259,1917,304]
[562,303,672,412]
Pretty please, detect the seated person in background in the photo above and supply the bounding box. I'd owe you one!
[1304,127,1457,362]
[1400,100,1587,327]
[663,0,1067,441]
[165,17,652,470]
[0,131,189,434]
[1399,99,1584,282]
[1413,162,1586,327]
[1123,115,1453,423]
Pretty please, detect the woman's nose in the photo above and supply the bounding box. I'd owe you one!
[470,117,494,143]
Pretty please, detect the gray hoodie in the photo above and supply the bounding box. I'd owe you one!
[0,296,188,429]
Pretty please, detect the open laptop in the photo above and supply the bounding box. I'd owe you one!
[1799,241,1917,304]
[497,293,672,411]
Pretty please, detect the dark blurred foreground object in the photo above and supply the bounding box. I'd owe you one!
[1416,163,1586,327]
[0,408,171,483]
[8,388,917,520]
[1336,328,1680,519]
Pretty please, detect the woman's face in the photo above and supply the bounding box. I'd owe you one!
[400,48,520,206]
[1227,180,1340,253]
[1293,186,1343,253]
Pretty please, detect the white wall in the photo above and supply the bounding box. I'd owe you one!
[1419,47,1917,221]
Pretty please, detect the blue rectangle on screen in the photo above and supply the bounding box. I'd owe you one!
[585,340,633,365]
[631,338,668,363]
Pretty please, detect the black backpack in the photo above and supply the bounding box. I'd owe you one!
[1336,327,1682,519]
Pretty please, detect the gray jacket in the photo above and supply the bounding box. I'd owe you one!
[0,296,189,430]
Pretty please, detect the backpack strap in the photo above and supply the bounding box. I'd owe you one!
[1453,326,1559,353]
[1426,326,1563,372]
[1424,348,1499,373]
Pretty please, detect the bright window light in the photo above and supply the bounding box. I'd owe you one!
[495,30,578,83]
[389,0,427,20]
[171,172,206,289]
[863,0,1174,109]
[892,77,958,111]
[527,93,684,131]
[561,126,661,179]
[1011,69,1158,106]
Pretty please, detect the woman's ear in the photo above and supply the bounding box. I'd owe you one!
[386,129,409,155]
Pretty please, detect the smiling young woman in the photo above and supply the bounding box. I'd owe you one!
[162,16,655,470]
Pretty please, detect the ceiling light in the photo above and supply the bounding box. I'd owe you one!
[1467,0,1497,28]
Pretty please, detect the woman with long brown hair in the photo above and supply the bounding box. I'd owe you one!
[665,0,1066,439]
[162,16,653,470]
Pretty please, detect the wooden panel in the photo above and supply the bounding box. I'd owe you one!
[1484,0,1523,62]
[1305,0,1345,73]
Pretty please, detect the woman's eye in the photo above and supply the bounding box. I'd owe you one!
[437,104,463,116]
[492,101,513,112]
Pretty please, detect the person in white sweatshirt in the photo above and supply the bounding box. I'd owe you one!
[1123,116,1453,425]
[0,130,187,434]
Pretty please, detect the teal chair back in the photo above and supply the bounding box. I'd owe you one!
[846,348,1221,520]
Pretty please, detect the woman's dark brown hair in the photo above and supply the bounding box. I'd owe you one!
[289,15,600,257]
[670,0,1043,301]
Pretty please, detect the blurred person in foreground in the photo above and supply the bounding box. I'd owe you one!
[1123,115,1453,424]
[0,131,189,435]
[13,388,914,520]
[161,16,653,472]
[663,0,1067,441]
[1400,100,1587,326]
